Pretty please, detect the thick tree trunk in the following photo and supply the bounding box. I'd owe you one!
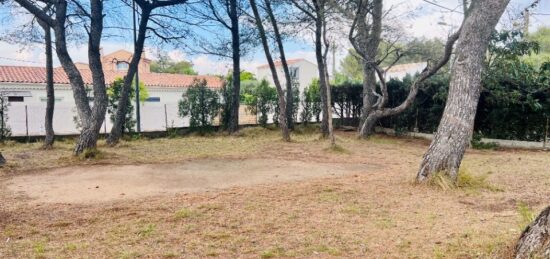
[249,0,290,141]
[358,66,378,138]
[107,8,151,145]
[355,0,382,138]
[515,205,550,259]
[42,23,55,148]
[228,0,240,134]
[416,0,510,183]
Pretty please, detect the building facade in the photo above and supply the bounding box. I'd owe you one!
[0,50,227,136]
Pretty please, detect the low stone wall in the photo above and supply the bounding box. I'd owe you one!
[375,127,549,150]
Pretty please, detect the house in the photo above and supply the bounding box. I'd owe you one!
[0,50,225,136]
[384,62,427,80]
[256,58,318,96]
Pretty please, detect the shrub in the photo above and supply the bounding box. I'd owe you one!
[178,79,221,133]
[242,80,277,127]
[106,77,149,134]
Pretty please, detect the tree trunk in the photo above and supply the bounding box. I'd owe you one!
[358,66,378,138]
[41,22,55,148]
[314,5,329,138]
[228,0,240,134]
[249,0,290,141]
[264,0,294,130]
[0,152,5,166]
[515,205,550,259]
[107,7,151,145]
[416,0,510,183]
[355,0,382,138]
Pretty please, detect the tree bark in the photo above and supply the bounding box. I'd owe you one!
[249,0,290,141]
[354,0,382,138]
[73,0,108,155]
[416,0,510,183]
[41,22,55,149]
[107,7,151,145]
[313,1,330,138]
[0,152,5,166]
[228,0,241,134]
[264,0,294,130]
[515,205,550,259]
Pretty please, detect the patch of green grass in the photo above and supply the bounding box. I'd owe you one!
[318,189,342,202]
[79,148,104,160]
[163,252,178,258]
[260,246,286,258]
[64,243,78,251]
[341,204,364,215]
[516,202,536,231]
[33,240,46,257]
[174,208,199,219]
[324,144,351,154]
[136,223,156,237]
[428,167,502,192]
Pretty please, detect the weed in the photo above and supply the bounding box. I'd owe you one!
[33,240,46,257]
[428,167,501,192]
[174,208,199,219]
[136,223,156,237]
[516,202,536,231]
[79,148,104,160]
[64,243,78,251]
[261,246,286,258]
[341,204,364,215]
[324,144,351,154]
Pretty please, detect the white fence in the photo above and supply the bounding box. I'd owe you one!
[5,102,188,137]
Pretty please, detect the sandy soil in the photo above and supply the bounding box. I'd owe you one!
[5,159,372,204]
[1,130,549,258]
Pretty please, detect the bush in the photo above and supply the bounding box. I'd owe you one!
[242,80,277,127]
[301,79,322,124]
[106,77,149,133]
[178,79,221,133]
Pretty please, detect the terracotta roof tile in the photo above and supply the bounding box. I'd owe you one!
[0,65,223,89]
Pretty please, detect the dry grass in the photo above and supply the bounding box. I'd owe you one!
[1,127,550,258]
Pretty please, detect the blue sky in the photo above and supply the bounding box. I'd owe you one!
[0,0,549,75]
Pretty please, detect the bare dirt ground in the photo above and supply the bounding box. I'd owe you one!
[1,127,549,258]
[6,159,371,204]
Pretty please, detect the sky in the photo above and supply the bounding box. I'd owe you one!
[0,0,549,76]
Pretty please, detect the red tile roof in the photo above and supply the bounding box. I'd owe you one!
[0,65,223,89]
[256,58,307,69]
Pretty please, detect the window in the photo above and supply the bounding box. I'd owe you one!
[116,62,129,71]
[8,96,24,102]
[145,97,160,102]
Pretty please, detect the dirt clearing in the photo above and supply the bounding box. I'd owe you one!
[1,129,550,258]
[5,159,371,204]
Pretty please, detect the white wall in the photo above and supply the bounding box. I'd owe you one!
[256,60,318,96]
[2,83,190,136]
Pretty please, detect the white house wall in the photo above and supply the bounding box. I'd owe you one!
[2,83,191,136]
